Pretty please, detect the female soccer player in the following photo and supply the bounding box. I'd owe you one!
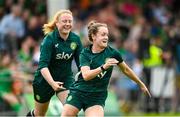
[61,21,151,117]
[26,10,83,116]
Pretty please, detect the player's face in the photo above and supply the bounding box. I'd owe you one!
[93,26,109,48]
[56,13,73,35]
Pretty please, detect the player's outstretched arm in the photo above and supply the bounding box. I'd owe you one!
[118,62,151,98]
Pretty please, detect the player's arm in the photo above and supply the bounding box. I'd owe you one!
[40,68,65,91]
[38,36,54,84]
[81,66,102,81]
[41,68,56,85]
[39,36,64,91]
[118,62,151,97]
[81,58,118,81]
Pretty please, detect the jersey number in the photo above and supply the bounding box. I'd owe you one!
[97,71,107,79]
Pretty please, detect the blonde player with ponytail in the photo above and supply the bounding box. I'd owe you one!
[26,10,83,116]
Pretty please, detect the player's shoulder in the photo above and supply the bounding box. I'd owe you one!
[41,33,54,45]
[45,34,53,41]
[70,31,79,37]
[106,45,116,52]
[79,46,92,60]
[81,46,89,53]
[69,32,80,40]
[80,45,91,54]
[105,45,122,56]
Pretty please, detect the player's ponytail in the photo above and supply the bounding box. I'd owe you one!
[87,20,97,30]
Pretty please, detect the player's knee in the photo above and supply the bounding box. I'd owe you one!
[61,109,71,117]
[61,108,77,117]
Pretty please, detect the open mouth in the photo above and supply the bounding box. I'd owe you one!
[63,26,71,30]
[64,28,70,30]
[102,40,108,43]
[63,28,71,32]
[64,27,70,30]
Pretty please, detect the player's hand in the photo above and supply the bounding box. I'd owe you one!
[140,84,151,98]
[103,58,119,70]
[51,81,66,91]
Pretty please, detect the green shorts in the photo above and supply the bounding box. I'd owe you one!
[33,76,74,103]
[66,89,108,111]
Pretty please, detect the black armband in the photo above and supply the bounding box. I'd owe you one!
[100,65,105,72]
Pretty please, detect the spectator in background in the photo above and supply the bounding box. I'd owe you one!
[4,0,14,14]
[17,36,35,73]
[141,35,163,112]
[25,16,44,42]
[32,42,40,69]
[0,4,25,56]
[0,52,21,115]
[150,50,175,113]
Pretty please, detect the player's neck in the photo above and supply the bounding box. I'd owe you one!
[92,44,105,53]
[59,32,69,40]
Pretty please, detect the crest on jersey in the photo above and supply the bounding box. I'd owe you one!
[70,42,77,50]
[36,94,41,101]
[67,95,72,101]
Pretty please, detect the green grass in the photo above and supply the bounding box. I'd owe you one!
[124,112,180,116]
[143,112,180,116]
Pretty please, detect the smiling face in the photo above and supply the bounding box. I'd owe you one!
[93,26,109,48]
[56,13,73,35]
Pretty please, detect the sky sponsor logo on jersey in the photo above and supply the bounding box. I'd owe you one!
[56,52,73,60]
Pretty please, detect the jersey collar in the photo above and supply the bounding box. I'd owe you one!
[88,44,107,55]
[54,27,72,41]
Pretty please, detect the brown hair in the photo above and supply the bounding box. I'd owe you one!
[87,20,107,42]
[43,10,72,35]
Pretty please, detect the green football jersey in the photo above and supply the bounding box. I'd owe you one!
[34,28,83,83]
[72,45,123,92]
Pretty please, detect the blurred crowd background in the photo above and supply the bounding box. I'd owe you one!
[0,0,180,116]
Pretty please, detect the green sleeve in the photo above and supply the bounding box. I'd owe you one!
[79,50,90,67]
[38,36,53,69]
[74,36,83,71]
[113,49,123,64]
